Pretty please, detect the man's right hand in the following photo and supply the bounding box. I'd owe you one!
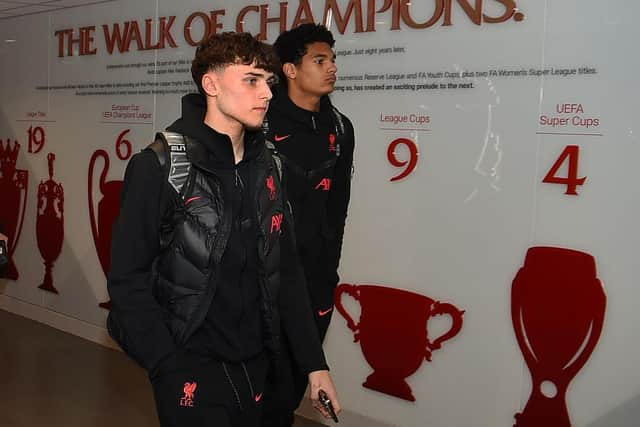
[0,232,8,246]
[308,370,341,420]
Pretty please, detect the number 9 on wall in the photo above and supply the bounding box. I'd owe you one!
[387,137,419,182]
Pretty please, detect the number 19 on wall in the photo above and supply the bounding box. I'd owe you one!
[27,126,45,154]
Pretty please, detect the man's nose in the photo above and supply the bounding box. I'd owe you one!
[260,81,273,101]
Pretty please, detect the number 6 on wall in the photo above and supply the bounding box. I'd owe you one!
[542,145,586,195]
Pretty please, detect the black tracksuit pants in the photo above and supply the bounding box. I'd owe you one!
[262,276,335,427]
[150,351,268,427]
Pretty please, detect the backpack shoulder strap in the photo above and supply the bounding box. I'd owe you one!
[331,106,346,136]
[148,138,167,167]
[330,106,346,158]
[264,139,283,181]
[152,131,191,196]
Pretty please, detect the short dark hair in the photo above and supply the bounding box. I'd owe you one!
[191,32,280,95]
[273,24,335,79]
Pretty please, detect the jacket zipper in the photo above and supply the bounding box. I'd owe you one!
[177,176,232,344]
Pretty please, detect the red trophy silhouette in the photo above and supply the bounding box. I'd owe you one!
[512,246,606,427]
[88,149,124,309]
[335,284,464,401]
[36,153,64,293]
[0,138,28,280]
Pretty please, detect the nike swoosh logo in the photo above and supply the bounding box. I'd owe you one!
[255,393,263,402]
[318,307,333,317]
[185,196,202,205]
[274,134,291,142]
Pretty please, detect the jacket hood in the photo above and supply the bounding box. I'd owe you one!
[268,84,336,132]
[166,93,263,169]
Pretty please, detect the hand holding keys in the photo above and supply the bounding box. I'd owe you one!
[318,389,339,423]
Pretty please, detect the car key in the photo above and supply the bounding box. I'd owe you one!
[318,389,339,423]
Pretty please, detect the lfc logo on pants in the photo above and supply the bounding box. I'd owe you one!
[180,382,197,407]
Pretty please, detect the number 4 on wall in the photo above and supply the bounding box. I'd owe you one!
[542,145,586,195]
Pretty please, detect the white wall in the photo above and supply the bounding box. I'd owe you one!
[1,1,638,426]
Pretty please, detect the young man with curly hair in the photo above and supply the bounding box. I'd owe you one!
[107,32,340,427]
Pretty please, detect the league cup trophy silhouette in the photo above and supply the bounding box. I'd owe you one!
[36,153,64,293]
[335,283,464,401]
[88,149,124,309]
[512,246,606,427]
[0,138,28,280]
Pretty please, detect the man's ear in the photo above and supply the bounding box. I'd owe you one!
[282,62,297,80]
[201,72,218,97]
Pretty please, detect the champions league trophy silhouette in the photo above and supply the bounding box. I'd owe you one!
[512,246,606,427]
[88,149,124,309]
[0,138,28,280]
[335,283,464,401]
[36,153,64,293]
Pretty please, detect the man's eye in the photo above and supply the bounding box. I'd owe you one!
[246,78,257,84]
[314,58,324,64]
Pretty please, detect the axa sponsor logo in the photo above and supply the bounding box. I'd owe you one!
[270,213,283,233]
[315,178,332,191]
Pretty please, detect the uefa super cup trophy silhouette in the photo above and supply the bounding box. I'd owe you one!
[36,153,64,293]
[335,283,464,401]
[512,246,606,427]
[88,149,124,309]
[0,138,28,280]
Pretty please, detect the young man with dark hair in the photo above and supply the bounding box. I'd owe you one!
[262,23,355,427]
[107,32,339,427]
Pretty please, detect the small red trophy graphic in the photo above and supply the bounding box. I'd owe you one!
[0,138,28,280]
[88,149,124,309]
[335,283,464,401]
[512,246,606,427]
[36,153,64,293]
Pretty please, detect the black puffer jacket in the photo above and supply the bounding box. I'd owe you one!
[149,132,283,350]
[107,94,326,375]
